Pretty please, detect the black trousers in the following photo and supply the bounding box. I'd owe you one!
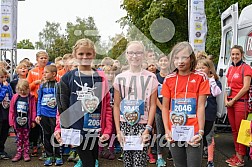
[0,119,9,152]
[29,121,41,146]
[40,116,60,157]
[75,134,99,167]
[203,120,214,147]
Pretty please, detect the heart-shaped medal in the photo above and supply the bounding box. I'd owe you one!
[16,117,28,126]
[81,96,99,113]
[47,97,56,108]
[170,111,187,126]
[123,109,140,126]
[2,100,10,109]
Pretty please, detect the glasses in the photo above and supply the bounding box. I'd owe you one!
[174,56,190,62]
[127,51,144,57]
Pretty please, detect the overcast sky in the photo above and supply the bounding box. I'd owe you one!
[17,0,126,44]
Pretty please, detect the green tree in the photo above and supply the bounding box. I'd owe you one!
[65,16,100,49]
[108,34,128,61]
[121,0,188,55]
[121,0,252,63]
[38,21,62,50]
[37,17,104,60]
[17,39,35,49]
[47,37,72,61]
[34,41,44,50]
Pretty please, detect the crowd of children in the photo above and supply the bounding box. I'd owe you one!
[0,38,251,167]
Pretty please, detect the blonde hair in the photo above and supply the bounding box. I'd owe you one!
[68,58,79,70]
[15,63,28,71]
[36,51,48,59]
[101,57,114,66]
[0,61,7,68]
[16,79,30,95]
[197,59,219,80]
[72,38,95,57]
[126,41,145,52]
[54,57,63,63]
[103,65,117,73]
[0,68,8,76]
[19,59,33,69]
[195,51,208,60]
[45,65,57,74]
[62,53,73,61]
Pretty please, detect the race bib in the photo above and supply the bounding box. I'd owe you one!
[172,98,196,118]
[120,100,144,126]
[83,113,101,130]
[157,84,163,98]
[16,100,28,126]
[42,94,56,108]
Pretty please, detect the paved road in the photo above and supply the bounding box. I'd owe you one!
[1,132,252,166]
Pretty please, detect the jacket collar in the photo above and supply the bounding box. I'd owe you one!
[231,60,244,66]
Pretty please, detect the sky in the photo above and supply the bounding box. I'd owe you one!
[17,0,127,44]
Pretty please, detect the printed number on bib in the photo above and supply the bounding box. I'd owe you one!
[174,105,192,112]
[88,119,100,127]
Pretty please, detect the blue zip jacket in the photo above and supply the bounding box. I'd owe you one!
[0,83,13,120]
[37,80,57,117]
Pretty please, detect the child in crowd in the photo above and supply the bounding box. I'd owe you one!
[113,60,121,76]
[54,57,64,71]
[146,59,160,164]
[10,63,29,94]
[155,55,171,167]
[68,58,79,71]
[0,68,13,159]
[99,65,117,160]
[147,60,159,74]
[55,38,113,167]
[101,57,114,67]
[19,59,34,71]
[162,41,210,167]
[36,65,63,166]
[56,53,73,81]
[0,61,8,70]
[9,79,36,162]
[113,41,158,167]
[197,59,222,167]
[27,51,49,157]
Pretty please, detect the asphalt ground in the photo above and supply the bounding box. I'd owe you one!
[1,132,252,167]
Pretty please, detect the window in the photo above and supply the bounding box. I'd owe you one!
[224,30,233,65]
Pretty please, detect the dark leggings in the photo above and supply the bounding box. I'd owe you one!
[29,123,41,146]
[0,120,9,152]
[203,120,214,147]
[75,135,99,167]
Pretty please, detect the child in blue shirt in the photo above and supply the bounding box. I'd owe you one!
[0,68,12,159]
[36,65,63,166]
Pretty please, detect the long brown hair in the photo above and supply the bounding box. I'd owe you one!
[169,41,196,72]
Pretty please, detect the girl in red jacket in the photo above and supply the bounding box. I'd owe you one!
[54,38,113,167]
[9,79,36,162]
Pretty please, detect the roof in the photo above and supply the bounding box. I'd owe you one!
[238,4,252,28]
